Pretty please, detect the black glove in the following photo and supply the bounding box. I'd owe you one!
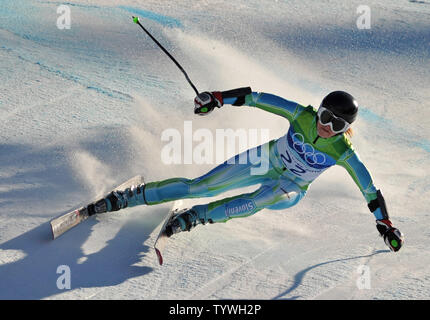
[376,219,404,252]
[194,91,223,116]
[193,87,252,115]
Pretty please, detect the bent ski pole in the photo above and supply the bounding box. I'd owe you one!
[132,16,200,96]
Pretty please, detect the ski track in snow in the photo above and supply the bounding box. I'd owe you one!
[0,0,429,299]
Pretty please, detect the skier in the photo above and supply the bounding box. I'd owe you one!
[89,88,404,252]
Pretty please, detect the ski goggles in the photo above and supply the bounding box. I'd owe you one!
[317,107,350,134]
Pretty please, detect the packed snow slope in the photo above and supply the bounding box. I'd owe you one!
[0,0,429,299]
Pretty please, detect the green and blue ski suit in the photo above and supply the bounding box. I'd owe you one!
[119,92,385,223]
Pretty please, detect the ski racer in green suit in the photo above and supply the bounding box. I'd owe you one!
[98,88,404,252]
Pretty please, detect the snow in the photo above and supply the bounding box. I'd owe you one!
[1,0,429,299]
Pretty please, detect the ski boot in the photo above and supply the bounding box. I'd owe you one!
[86,198,109,216]
[165,208,210,237]
[86,184,146,215]
[83,190,125,216]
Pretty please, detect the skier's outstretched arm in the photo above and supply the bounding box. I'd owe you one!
[194,87,303,122]
[337,149,404,251]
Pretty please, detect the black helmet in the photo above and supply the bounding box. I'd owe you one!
[320,91,358,124]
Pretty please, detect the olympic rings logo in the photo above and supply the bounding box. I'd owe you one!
[291,133,326,165]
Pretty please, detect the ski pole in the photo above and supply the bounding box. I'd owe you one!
[132,16,200,96]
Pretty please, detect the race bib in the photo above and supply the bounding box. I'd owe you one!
[276,130,336,181]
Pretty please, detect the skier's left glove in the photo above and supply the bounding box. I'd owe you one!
[194,91,223,116]
[376,219,404,252]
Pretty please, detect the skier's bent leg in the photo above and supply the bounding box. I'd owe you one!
[201,179,305,223]
[167,179,305,235]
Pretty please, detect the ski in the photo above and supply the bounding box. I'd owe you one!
[154,201,184,266]
[50,175,145,240]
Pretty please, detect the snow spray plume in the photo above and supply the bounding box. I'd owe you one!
[132,16,200,96]
[71,151,115,199]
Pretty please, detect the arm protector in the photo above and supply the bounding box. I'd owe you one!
[367,189,390,220]
[221,87,252,106]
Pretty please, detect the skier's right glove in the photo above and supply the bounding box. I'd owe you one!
[194,91,223,116]
[376,219,404,252]
[193,87,252,116]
